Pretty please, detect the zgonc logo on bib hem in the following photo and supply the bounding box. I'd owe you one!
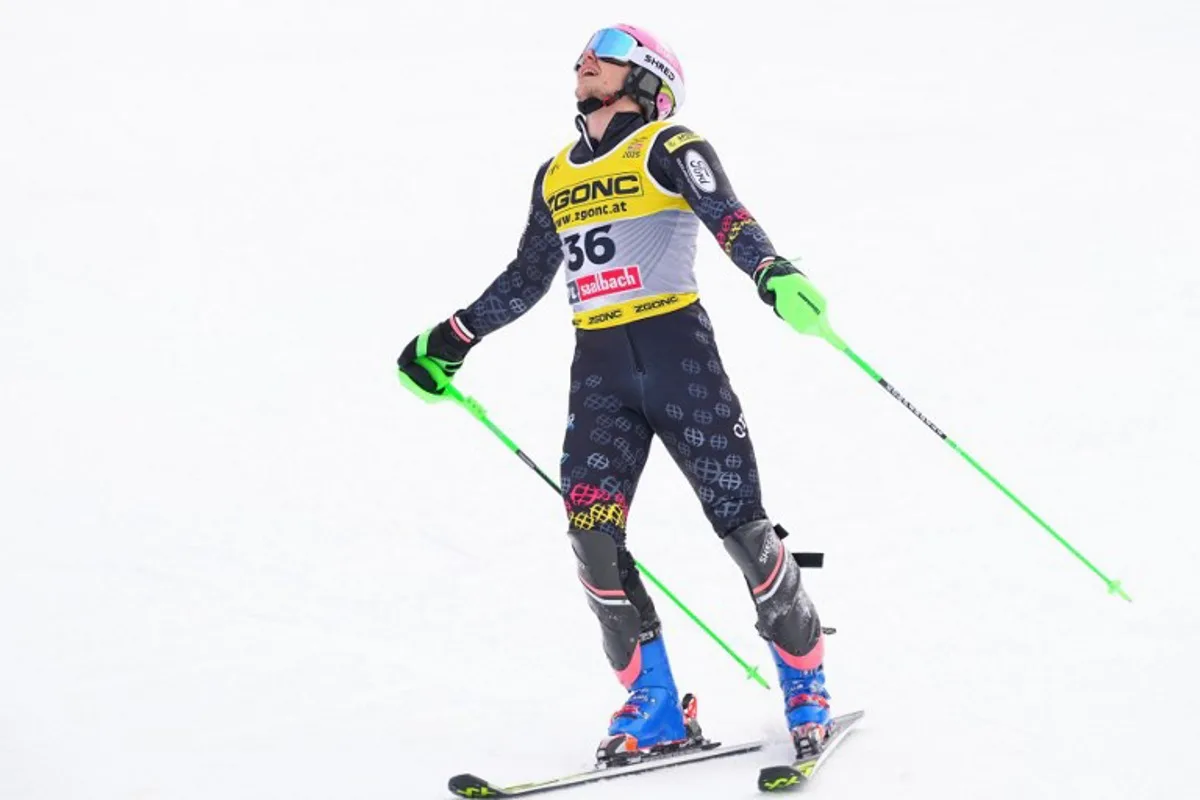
[569,266,643,303]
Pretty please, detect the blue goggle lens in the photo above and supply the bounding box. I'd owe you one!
[575,28,638,68]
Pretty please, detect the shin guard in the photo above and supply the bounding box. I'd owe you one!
[722,519,822,659]
[568,528,659,680]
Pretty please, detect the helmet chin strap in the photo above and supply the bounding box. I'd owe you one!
[576,90,627,116]
[576,66,650,117]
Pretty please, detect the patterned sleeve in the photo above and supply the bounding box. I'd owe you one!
[458,160,564,337]
[647,126,779,279]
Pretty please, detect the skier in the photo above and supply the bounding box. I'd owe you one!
[398,24,833,761]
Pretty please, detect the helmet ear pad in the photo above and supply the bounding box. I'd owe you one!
[623,66,665,120]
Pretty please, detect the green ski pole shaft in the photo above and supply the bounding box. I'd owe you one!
[812,321,1130,602]
[636,562,766,688]
[413,375,771,687]
[448,387,562,494]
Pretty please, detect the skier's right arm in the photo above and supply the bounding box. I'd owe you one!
[397,161,564,397]
[457,160,565,337]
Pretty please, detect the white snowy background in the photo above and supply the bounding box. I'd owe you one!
[3,1,1198,798]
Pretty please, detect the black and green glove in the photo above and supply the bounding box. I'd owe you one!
[396,313,478,399]
[754,257,828,336]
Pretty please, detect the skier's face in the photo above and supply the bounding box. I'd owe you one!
[574,50,631,102]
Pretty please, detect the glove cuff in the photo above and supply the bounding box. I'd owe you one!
[445,311,478,346]
[424,311,480,364]
[753,256,801,304]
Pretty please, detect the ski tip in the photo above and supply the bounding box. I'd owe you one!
[448,773,507,797]
[758,765,807,792]
[756,709,867,793]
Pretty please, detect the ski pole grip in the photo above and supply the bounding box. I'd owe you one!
[440,383,488,420]
[396,365,450,404]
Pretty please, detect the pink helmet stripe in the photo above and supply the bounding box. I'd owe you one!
[613,23,684,82]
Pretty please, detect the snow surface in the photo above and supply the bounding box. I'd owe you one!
[3,2,1199,798]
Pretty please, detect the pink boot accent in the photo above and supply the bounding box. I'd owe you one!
[773,634,825,671]
[615,642,643,690]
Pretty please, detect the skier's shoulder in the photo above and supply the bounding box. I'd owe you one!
[528,152,560,198]
[650,119,707,155]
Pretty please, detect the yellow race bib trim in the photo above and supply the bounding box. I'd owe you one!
[572,293,699,330]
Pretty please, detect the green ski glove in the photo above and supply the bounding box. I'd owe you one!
[396,313,478,401]
[754,257,827,337]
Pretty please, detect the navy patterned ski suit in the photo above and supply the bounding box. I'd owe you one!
[454,111,822,679]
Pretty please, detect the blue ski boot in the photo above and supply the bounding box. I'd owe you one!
[597,635,696,763]
[772,640,832,758]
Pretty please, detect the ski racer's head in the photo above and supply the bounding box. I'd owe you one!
[575,49,636,111]
[573,25,685,121]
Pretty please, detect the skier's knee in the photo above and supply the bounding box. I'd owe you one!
[567,527,623,592]
[707,503,768,539]
[563,482,630,540]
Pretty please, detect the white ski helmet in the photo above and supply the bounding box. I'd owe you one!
[575,24,686,120]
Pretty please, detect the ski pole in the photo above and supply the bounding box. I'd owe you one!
[397,367,772,687]
[791,288,1131,602]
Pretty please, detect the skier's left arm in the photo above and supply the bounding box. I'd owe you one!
[647,126,826,333]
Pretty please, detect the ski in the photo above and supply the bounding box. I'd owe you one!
[756,710,865,793]
[448,738,766,797]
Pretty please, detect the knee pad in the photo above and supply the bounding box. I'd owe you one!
[721,519,821,657]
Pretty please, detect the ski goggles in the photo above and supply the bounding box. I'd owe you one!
[575,27,639,69]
